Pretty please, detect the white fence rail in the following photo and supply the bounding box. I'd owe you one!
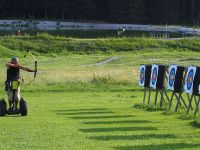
[0,20,200,35]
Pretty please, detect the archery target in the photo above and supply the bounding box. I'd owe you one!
[150,64,158,89]
[167,65,178,91]
[139,65,146,87]
[184,66,197,94]
[139,65,152,87]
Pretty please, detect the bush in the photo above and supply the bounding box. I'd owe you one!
[91,75,118,85]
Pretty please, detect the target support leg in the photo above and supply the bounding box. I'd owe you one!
[180,94,187,108]
[148,88,152,107]
[187,94,193,110]
[154,90,159,107]
[164,91,171,103]
[143,87,147,104]
[194,96,198,106]
[194,96,200,116]
[169,92,175,110]
[186,95,194,115]
[160,89,164,107]
[175,93,182,105]
[175,93,181,112]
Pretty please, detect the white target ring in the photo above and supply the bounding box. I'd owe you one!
[184,66,197,94]
[139,65,146,87]
[150,64,158,89]
[167,65,178,91]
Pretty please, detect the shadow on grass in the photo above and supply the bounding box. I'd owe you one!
[178,114,196,120]
[133,103,167,111]
[79,127,157,133]
[161,110,175,116]
[70,115,135,120]
[83,120,152,125]
[90,134,176,141]
[113,143,200,150]
[146,107,167,112]
[1,115,21,118]
[57,111,114,115]
[190,120,200,128]
[54,108,107,112]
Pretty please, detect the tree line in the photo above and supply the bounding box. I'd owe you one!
[0,0,200,25]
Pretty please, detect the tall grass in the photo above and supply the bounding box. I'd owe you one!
[0,34,200,55]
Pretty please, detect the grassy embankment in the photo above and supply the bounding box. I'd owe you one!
[0,35,200,149]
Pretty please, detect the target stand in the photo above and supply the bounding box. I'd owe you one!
[139,65,152,104]
[167,65,187,112]
[148,64,167,107]
[184,66,200,116]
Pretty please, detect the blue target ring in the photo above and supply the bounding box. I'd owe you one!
[140,68,145,84]
[169,68,176,87]
[187,69,194,90]
[151,67,158,85]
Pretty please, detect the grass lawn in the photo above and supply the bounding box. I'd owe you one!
[0,36,200,149]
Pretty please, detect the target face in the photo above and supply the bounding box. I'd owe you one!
[184,66,197,94]
[167,65,178,91]
[151,68,158,85]
[139,65,146,87]
[186,70,194,90]
[169,68,176,86]
[150,64,158,89]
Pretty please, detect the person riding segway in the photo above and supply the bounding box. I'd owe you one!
[0,57,35,116]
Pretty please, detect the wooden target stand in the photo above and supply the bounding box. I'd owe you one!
[168,66,188,112]
[169,92,188,112]
[147,86,171,108]
[168,66,200,116]
[146,65,171,108]
[185,66,200,116]
[186,94,200,116]
[194,96,200,116]
[139,65,152,105]
[141,64,200,116]
[150,74,171,107]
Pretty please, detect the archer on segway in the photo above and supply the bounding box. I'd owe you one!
[0,57,35,116]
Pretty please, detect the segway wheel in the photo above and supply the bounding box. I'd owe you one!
[0,99,7,116]
[20,98,27,116]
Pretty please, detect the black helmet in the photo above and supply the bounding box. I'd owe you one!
[11,57,19,63]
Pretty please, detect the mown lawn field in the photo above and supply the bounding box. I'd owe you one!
[0,36,200,149]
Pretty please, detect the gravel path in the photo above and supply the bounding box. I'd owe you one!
[81,57,120,67]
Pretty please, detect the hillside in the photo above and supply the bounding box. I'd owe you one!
[0,35,200,55]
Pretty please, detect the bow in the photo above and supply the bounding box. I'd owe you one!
[24,51,38,85]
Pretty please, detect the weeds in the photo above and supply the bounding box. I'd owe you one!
[91,75,118,85]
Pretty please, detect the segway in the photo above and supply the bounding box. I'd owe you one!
[0,80,28,116]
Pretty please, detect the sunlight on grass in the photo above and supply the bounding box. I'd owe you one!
[0,36,200,149]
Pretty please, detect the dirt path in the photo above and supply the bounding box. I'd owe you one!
[81,57,120,67]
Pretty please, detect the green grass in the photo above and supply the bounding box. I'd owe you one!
[0,29,153,38]
[1,34,200,55]
[0,35,200,149]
